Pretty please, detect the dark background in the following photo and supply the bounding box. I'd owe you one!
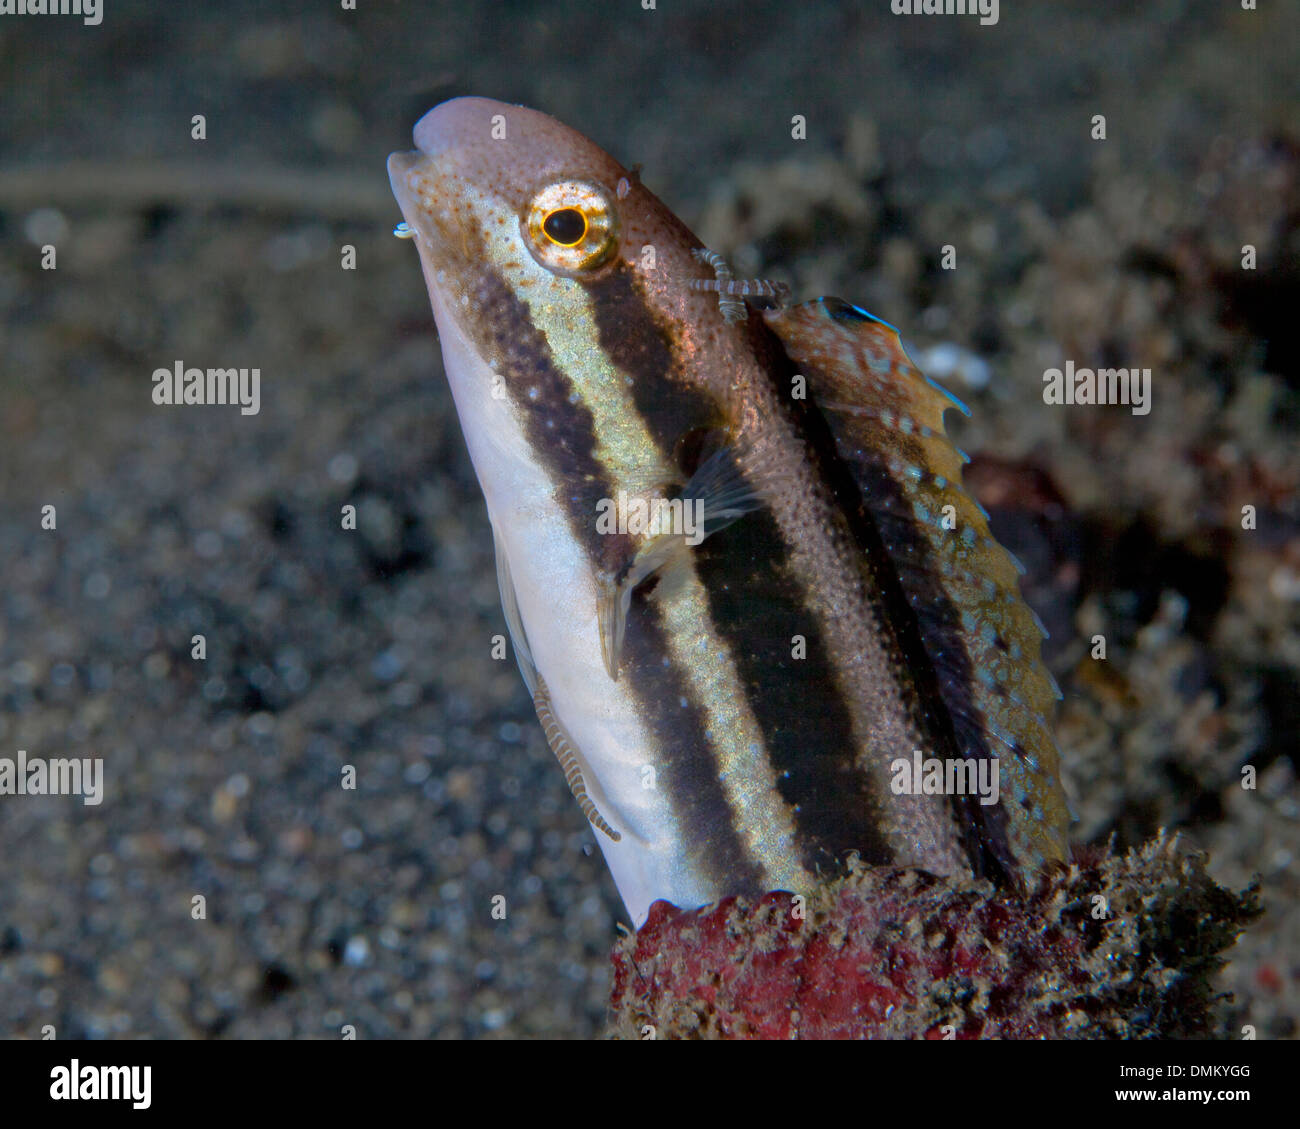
[0,0,1295,1038]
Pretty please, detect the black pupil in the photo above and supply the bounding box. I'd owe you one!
[543,208,586,245]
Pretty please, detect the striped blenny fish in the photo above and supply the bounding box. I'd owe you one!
[388,98,1068,927]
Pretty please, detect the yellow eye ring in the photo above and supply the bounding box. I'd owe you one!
[524,180,618,274]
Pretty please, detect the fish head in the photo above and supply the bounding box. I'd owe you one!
[389,97,707,344]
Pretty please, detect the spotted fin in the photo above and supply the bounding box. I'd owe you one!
[763,297,1069,871]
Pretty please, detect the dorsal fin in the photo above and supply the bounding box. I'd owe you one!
[764,297,1069,873]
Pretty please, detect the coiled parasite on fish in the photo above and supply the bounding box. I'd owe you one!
[388,98,1068,927]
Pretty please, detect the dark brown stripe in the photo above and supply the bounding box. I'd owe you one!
[464,262,761,885]
[692,504,896,875]
[585,261,895,879]
[581,260,724,467]
[789,304,1014,883]
[467,265,615,567]
[840,444,1015,883]
[618,587,766,894]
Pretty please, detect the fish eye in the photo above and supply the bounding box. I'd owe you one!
[542,208,587,246]
[524,180,618,274]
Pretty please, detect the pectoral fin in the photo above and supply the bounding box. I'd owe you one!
[683,446,766,538]
[596,444,765,681]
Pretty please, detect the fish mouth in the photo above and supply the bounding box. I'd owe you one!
[386,148,477,270]
[386,96,508,218]
[385,149,430,230]
[385,149,420,183]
